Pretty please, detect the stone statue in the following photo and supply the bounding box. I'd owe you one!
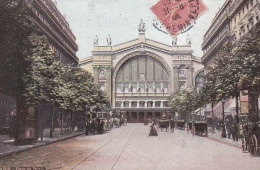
[136,81,141,92]
[144,82,148,92]
[153,82,156,93]
[186,34,191,45]
[121,83,125,92]
[106,34,112,46]
[172,37,178,46]
[138,19,146,32]
[128,82,132,92]
[160,82,164,92]
[94,35,98,46]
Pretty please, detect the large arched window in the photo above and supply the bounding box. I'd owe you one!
[116,55,169,93]
[195,70,205,90]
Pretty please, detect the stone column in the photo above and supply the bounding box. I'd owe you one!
[129,101,132,108]
[152,101,155,108]
[144,112,148,121]
[106,67,112,102]
[172,65,180,92]
[93,67,99,86]
[186,66,194,88]
[137,101,140,108]
[145,101,147,108]
[152,112,155,119]
[121,102,124,108]
[129,112,133,123]
[137,112,140,123]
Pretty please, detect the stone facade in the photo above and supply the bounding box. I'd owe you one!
[80,27,204,122]
[26,0,79,66]
[201,0,259,70]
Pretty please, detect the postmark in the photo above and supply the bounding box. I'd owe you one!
[151,0,208,36]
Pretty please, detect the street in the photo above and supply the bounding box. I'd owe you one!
[0,124,259,170]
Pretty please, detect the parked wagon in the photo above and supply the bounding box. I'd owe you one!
[241,121,260,156]
[175,120,185,130]
[187,121,193,132]
[158,119,170,132]
[193,121,208,136]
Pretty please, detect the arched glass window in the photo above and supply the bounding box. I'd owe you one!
[195,70,205,90]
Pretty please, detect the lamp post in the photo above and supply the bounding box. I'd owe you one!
[221,99,226,138]
[211,99,215,133]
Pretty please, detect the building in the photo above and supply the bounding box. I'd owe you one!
[26,0,79,66]
[80,21,204,123]
[0,0,79,139]
[229,0,259,42]
[201,0,259,119]
[201,0,231,70]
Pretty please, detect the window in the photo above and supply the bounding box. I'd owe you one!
[147,101,153,108]
[139,101,145,108]
[249,17,254,28]
[131,101,137,108]
[179,81,186,92]
[115,102,121,107]
[123,101,129,108]
[155,101,161,108]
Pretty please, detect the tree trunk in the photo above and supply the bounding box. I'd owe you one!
[50,102,55,138]
[235,95,239,122]
[211,103,215,133]
[60,109,63,134]
[70,111,73,132]
[248,85,259,122]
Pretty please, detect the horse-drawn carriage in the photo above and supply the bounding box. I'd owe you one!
[193,121,208,136]
[158,119,170,132]
[241,120,260,156]
[175,120,185,130]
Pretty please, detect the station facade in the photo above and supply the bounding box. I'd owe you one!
[80,25,204,122]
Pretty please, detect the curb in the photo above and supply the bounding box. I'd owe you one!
[0,133,84,159]
[206,136,241,149]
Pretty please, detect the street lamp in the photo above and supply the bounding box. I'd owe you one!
[221,99,227,138]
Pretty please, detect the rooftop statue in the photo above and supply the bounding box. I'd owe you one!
[138,19,146,32]
[106,34,112,46]
[172,37,178,46]
[94,35,98,46]
[186,34,191,45]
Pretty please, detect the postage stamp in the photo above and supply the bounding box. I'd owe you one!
[151,0,208,36]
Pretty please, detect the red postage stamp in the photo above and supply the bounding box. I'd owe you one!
[151,0,208,36]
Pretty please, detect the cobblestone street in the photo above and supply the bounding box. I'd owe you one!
[0,124,259,170]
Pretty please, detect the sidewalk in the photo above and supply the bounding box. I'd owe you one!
[0,128,83,158]
[207,131,241,149]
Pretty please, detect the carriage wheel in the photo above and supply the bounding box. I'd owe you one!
[241,138,247,153]
[248,135,258,156]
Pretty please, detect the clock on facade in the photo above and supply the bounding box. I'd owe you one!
[179,69,186,77]
[99,70,106,78]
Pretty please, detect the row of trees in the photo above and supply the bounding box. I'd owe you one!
[0,0,109,142]
[170,23,259,122]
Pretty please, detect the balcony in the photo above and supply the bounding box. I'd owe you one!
[201,29,230,63]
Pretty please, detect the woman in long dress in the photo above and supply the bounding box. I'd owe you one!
[149,121,158,136]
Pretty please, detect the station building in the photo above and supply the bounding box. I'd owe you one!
[80,24,204,122]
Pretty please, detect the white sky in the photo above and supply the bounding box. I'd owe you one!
[56,0,226,60]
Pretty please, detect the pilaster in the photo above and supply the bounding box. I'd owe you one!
[173,65,180,92]
[186,66,194,88]
[106,66,112,102]
[93,67,99,86]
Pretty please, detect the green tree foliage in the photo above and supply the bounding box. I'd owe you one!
[169,88,199,121]
[0,0,36,97]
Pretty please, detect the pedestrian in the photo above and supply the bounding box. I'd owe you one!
[149,121,158,136]
[85,120,90,135]
[231,122,238,141]
[226,119,232,139]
